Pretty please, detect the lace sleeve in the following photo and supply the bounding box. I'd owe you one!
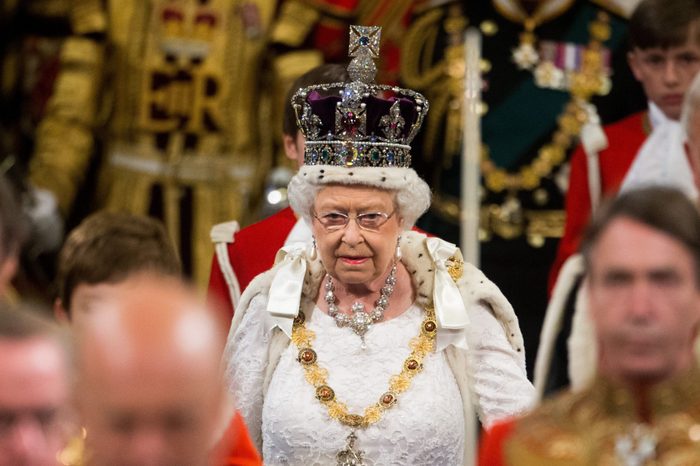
[466,302,535,428]
[224,293,271,450]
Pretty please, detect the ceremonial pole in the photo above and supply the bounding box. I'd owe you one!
[461,28,482,266]
[461,30,483,466]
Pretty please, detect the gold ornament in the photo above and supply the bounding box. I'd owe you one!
[446,255,464,282]
[292,304,437,429]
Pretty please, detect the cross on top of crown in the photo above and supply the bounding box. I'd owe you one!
[349,26,381,58]
[347,26,381,83]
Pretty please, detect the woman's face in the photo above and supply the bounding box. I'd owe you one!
[312,185,402,286]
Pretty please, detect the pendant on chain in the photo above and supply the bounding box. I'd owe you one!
[336,431,365,466]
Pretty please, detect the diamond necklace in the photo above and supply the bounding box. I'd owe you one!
[324,263,398,340]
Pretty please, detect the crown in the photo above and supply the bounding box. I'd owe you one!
[292,26,429,169]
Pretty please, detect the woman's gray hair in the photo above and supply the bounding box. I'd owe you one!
[682,72,700,138]
[287,165,432,230]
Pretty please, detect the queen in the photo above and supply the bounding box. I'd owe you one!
[223,25,534,466]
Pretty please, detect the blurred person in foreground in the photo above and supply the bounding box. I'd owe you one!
[0,303,73,466]
[208,63,350,320]
[53,213,259,465]
[481,186,700,465]
[74,274,260,466]
[224,25,533,465]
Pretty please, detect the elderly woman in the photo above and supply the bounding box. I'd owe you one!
[224,26,534,466]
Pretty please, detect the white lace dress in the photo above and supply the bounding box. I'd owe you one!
[228,293,533,465]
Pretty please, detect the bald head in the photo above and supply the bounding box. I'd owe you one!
[75,274,226,466]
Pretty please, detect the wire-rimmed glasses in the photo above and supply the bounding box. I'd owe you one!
[313,210,396,232]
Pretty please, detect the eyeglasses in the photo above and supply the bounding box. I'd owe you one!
[313,210,396,232]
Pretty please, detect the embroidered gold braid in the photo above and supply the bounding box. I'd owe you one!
[291,304,438,429]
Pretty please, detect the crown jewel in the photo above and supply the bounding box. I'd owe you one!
[292,25,429,169]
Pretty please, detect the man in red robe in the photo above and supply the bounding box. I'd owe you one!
[208,64,349,320]
[549,0,700,292]
[549,112,648,291]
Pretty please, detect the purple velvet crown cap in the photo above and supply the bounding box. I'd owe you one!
[306,90,420,141]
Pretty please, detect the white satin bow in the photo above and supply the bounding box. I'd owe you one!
[425,237,470,330]
[266,242,309,337]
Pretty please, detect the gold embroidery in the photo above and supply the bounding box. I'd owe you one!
[507,369,700,464]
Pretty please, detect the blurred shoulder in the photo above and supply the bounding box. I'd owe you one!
[505,388,594,463]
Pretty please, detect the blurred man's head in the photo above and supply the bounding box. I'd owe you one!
[683,71,700,189]
[627,0,700,120]
[75,274,226,466]
[55,211,181,324]
[0,175,27,297]
[581,187,700,387]
[282,64,350,166]
[0,303,72,466]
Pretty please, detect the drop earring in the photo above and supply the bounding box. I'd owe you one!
[395,235,402,261]
[309,238,318,260]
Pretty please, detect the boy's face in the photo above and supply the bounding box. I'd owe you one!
[628,37,700,120]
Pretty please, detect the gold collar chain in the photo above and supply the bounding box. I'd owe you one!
[291,303,438,429]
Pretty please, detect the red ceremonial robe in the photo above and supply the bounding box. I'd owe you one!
[208,207,298,322]
[548,112,648,292]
